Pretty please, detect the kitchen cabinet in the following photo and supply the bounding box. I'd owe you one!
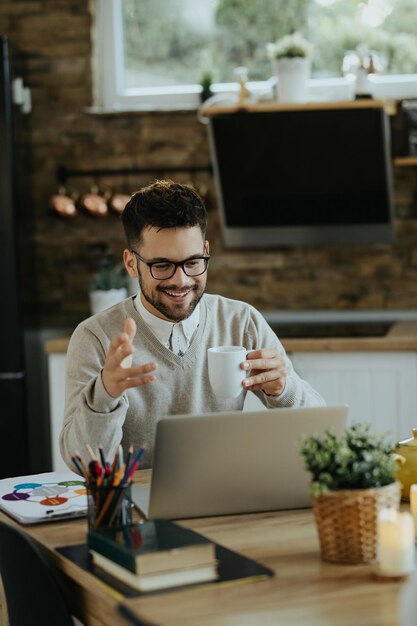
[47,352,67,472]
[290,351,417,441]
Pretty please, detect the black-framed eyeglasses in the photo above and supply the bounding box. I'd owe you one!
[131,251,210,280]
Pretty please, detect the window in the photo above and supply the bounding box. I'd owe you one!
[94,0,417,111]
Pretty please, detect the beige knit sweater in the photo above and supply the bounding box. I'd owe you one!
[59,293,325,470]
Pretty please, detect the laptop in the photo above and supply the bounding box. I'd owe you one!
[132,405,349,520]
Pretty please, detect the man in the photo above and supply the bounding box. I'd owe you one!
[60,180,325,470]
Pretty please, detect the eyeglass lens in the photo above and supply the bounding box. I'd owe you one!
[151,258,207,279]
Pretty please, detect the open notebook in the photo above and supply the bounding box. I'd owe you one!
[0,471,87,524]
[132,405,349,520]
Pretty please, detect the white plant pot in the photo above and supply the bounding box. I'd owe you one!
[89,288,127,315]
[274,57,310,103]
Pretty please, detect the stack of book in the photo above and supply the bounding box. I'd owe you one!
[88,519,218,592]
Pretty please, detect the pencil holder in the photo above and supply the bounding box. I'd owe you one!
[86,482,132,530]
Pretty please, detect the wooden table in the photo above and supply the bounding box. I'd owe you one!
[0,470,415,626]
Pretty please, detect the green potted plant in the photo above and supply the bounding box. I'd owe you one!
[266,32,313,60]
[299,423,401,564]
[89,244,129,315]
[266,32,313,103]
[200,70,214,103]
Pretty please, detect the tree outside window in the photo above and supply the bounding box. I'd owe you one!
[121,0,417,90]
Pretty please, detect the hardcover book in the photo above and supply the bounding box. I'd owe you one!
[87,520,216,575]
[57,540,275,598]
[90,549,218,592]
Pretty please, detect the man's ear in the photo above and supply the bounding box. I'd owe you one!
[123,249,137,277]
[204,240,210,255]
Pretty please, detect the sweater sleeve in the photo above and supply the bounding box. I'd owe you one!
[245,306,326,409]
[263,348,326,408]
[59,323,128,472]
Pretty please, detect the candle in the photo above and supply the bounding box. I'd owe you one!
[410,484,417,537]
[377,508,415,577]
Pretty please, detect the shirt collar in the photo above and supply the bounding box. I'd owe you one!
[134,293,200,348]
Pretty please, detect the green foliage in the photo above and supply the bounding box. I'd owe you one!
[121,0,310,84]
[312,17,417,77]
[266,32,313,59]
[90,263,129,292]
[200,70,213,91]
[299,423,397,496]
[121,0,417,87]
[215,0,309,78]
[89,244,128,292]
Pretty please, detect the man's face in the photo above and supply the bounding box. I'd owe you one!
[128,226,209,322]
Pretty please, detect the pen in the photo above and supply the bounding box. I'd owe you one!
[126,446,144,477]
[71,454,87,479]
[118,444,124,467]
[98,444,107,470]
[74,450,89,478]
[86,443,144,528]
[125,444,133,470]
[86,443,97,461]
[122,444,134,483]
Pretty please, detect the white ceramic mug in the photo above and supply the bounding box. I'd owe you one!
[207,346,247,399]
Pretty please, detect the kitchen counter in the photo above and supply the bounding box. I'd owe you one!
[44,319,417,470]
[282,321,417,352]
[44,321,417,354]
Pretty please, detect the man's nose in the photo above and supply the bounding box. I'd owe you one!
[171,265,189,283]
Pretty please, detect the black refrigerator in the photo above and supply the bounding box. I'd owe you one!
[0,35,31,478]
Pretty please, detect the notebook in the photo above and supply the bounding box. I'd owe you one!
[0,471,87,524]
[132,405,349,520]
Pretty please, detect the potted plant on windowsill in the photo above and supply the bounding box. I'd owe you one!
[299,423,401,564]
[200,70,214,103]
[266,32,313,103]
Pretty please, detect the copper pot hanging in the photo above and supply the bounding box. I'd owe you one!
[49,187,78,218]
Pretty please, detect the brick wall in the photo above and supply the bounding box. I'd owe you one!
[3,1,417,328]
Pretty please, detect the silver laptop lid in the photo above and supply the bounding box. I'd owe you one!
[133,405,349,520]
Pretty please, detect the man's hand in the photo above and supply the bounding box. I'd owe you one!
[242,349,287,396]
[101,318,158,398]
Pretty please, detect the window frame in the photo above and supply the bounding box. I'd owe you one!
[93,0,417,112]
[94,0,208,110]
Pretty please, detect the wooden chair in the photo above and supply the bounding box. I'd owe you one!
[0,521,75,626]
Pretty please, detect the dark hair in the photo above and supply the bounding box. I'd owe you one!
[121,179,208,248]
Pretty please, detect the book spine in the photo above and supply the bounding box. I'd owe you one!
[87,531,136,573]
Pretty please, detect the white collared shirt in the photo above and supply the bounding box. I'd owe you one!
[134,293,200,354]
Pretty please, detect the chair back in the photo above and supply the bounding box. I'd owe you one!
[0,520,74,626]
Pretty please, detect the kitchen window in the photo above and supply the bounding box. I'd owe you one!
[93,0,417,111]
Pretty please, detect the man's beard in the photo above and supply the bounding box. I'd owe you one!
[138,275,204,322]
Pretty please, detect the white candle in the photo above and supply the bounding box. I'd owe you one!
[377,508,415,577]
[410,484,417,537]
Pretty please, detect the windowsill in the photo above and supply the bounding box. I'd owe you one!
[88,75,417,116]
[83,105,198,116]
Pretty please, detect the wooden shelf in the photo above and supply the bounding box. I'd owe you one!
[394,156,417,167]
[201,98,397,117]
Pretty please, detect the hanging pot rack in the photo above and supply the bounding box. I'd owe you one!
[51,164,213,218]
[56,163,212,185]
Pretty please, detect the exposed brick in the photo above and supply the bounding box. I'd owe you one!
[2,0,417,327]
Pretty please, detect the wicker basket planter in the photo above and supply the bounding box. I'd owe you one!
[311,481,401,564]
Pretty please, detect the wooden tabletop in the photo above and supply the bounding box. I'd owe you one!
[0,469,415,626]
